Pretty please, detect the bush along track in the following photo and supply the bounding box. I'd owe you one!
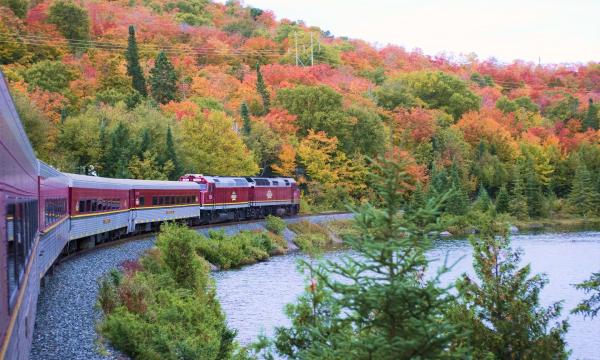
[95,219,353,358]
[97,223,238,359]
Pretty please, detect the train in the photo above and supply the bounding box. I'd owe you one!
[0,71,300,360]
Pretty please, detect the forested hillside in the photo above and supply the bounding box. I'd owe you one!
[1,0,600,218]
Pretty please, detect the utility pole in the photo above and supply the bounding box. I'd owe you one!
[295,32,299,66]
[310,32,314,66]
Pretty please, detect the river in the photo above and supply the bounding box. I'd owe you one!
[213,230,600,359]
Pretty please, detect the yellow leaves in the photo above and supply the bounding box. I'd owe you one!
[297,130,341,186]
[272,143,296,177]
[179,111,259,176]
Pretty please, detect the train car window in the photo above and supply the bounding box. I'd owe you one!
[152,196,157,206]
[6,198,39,310]
[194,196,198,203]
[272,180,279,186]
[159,197,164,205]
[79,200,85,213]
[91,200,97,212]
[139,196,145,206]
[85,200,91,213]
[97,200,104,211]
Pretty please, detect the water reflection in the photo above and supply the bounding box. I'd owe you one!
[213,231,600,359]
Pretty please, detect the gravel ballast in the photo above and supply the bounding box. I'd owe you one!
[29,213,352,360]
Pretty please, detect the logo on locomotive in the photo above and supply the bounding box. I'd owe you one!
[231,191,237,201]
[267,190,273,199]
[103,218,111,224]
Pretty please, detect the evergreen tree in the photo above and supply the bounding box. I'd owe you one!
[572,271,600,319]
[583,98,599,130]
[446,161,470,215]
[473,184,493,213]
[150,51,178,104]
[256,63,270,113]
[260,156,465,359]
[105,121,132,178]
[163,125,181,180]
[495,184,510,213]
[126,25,147,97]
[97,119,108,175]
[452,216,569,359]
[524,163,544,218]
[568,161,600,216]
[240,102,251,135]
[138,128,151,159]
[509,174,529,220]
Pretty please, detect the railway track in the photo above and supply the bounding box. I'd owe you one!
[56,211,351,265]
[30,212,353,360]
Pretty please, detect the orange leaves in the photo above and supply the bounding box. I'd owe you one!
[261,108,298,134]
[161,100,199,121]
[394,108,437,143]
[455,109,518,161]
[272,143,296,177]
[384,147,428,189]
[242,37,280,65]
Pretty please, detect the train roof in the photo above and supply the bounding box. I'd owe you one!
[64,173,132,190]
[181,174,296,187]
[64,173,201,190]
[38,160,67,179]
[125,178,200,190]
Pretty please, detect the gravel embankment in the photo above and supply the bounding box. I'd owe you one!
[29,213,352,360]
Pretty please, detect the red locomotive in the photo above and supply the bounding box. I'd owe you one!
[0,71,301,359]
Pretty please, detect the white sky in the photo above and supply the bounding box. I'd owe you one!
[220,0,600,64]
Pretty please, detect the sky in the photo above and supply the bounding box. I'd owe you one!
[219,0,600,64]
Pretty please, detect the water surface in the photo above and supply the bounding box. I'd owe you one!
[214,231,600,359]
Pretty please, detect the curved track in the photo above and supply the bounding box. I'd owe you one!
[30,213,352,360]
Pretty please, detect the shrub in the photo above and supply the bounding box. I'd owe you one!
[98,223,237,359]
[265,215,287,235]
[194,229,281,269]
[288,221,333,253]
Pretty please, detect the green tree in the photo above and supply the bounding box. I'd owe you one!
[245,121,281,175]
[256,63,270,113]
[128,151,173,180]
[23,60,77,93]
[47,0,90,51]
[473,184,493,213]
[162,125,181,180]
[568,161,600,216]
[572,271,600,319]
[1,0,28,18]
[260,155,465,359]
[125,25,147,97]
[509,174,529,220]
[346,106,386,157]
[149,51,178,104]
[276,85,352,148]
[453,217,569,359]
[240,102,251,135]
[105,121,132,178]
[583,98,599,130]
[495,185,510,214]
[523,163,544,218]
[375,71,480,120]
[180,111,259,175]
[12,90,53,162]
[445,161,470,215]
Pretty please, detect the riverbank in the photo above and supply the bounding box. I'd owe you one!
[30,213,352,360]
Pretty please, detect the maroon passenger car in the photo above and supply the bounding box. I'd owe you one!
[0,72,40,360]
